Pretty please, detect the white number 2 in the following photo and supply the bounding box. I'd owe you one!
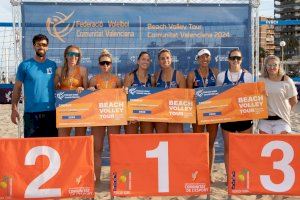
[24,146,61,198]
[260,141,295,192]
[146,141,169,193]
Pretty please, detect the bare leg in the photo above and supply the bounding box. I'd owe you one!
[125,122,139,134]
[168,123,183,133]
[155,122,168,133]
[91,126,106,184]
[58,128,71,137]
[207,124,218,173]
[75,127,87,136]
[140,122,154,133]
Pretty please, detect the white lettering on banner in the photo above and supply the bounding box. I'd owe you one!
[98,101,124,118]
[146,142,169,193]
[168,100,193,116]
[260,141,295,192]
[24,146,61,198]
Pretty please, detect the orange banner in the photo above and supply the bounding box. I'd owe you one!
[110,133,209,196]
[127,88,196,123]
[228,133,300,195]
[0,136,94,199]
[196,82,268,124]
[56,89,127,127]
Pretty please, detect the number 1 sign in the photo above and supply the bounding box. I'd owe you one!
[110,133,210,197]
[228,133,300,195]
[0,136,94,199]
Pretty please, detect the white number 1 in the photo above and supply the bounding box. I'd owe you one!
[146,141,169,193]
[24,146,61,198]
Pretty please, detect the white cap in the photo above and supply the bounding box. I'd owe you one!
[195,49,211,60]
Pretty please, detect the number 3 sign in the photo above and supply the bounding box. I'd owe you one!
[0,136,94,199]
[110,133,210,197]
[228,133,300,195]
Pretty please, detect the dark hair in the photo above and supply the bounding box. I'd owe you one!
[32,34,49,46]
[62,45,82,79]
[130,51,151,74]
[228,48,242,58]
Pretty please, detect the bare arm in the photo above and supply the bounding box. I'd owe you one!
[289,96,298,109]
[123,73,133,87]
[116,76,122,88]
[186,71,195,89]
[11,80,22,124]
[81,67,88,89]
[54,67,62,89]
[177,71,186,88]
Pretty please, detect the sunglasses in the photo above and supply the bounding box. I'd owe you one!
[99,61,111,65]
[229,56,242,61]
[34,43,48,48]
[266,63,278,68]
[66,52,80,57]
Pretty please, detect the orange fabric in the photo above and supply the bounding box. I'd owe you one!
[56,89,127,128]
[95,74,118,89]
[110,133,210,196]
[228,133,300,195]
[197,82,268,125]
[127,88,196,123]
[0,136,94,199]
[60,66,83,90]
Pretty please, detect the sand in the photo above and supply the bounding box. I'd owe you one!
[0,103,299,200]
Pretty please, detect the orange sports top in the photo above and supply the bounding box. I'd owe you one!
[60,66,83,90]
[95,74,118,89]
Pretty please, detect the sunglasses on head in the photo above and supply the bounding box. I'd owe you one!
[66,52,80,57]
[34,43,48,48]
[99,61,111,65]
[229,56,242,61]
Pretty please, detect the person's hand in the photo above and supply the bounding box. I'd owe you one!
[76,87,84,94]
[129,120,138,124]
[87,86,96,91]
[11,109,20,125]
[124,86,129,95]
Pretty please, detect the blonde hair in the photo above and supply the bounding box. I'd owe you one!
[98,48,112,63]
[62,45,81,79]
[158,48,172,59]
[261,55,285,78]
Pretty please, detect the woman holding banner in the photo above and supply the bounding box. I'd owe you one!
[54,45,88,137]
[216,49,253,177]
[124,51,155,134]
[258,55,298,134]
[154,48,186,133]
[88,49,122,185]
[187,49,219,174]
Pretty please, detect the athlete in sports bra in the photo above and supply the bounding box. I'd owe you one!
[54,45,88,137]
[216,48,253,178]
[153,48,186,133]
[88,49,122,186]
[124,51,154,134]
[187,49,219,174]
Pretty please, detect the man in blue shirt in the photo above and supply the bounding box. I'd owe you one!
[11,34,58,137]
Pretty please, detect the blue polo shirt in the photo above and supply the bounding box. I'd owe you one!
[16,58,57,112]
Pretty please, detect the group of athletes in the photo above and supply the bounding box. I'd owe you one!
[10,34,298,186]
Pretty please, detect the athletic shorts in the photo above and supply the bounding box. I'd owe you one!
[220,120,253,132]
[258,119,291,134]
[23,111,58,138]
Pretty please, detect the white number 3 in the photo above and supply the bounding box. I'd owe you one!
[260,141,295,192]
[24,146,61,198]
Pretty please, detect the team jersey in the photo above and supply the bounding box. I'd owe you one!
[193,68,216,88]
[131,71,152,87]
[60,66,82,90]
[156,70,178,88]
[95,74,118,89]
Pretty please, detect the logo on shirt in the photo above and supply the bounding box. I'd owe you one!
[46,68,53,75]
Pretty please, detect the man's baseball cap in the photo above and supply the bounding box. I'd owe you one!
[195,49,211,60]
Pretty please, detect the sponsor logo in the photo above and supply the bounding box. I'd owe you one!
[5,91,12,102]
[185,183,208,193]
[128,88,137,95]
[191,170,198,181]
[195,89,204,97]
[46,67,53,75]
[56,91,65,100]
[46,11,75,42]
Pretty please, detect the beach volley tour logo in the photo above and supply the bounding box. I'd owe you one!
[46,11,75,42]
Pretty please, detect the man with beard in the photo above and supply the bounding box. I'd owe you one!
[11,34,58,138]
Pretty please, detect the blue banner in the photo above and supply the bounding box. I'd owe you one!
[22,3,252,77]
[195,84,233,103]
[55,90,92,107]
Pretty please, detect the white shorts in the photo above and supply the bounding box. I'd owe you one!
[258,119,291,134]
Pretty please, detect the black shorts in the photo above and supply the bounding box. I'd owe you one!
[220,120,253,132]
[24,111,58,138]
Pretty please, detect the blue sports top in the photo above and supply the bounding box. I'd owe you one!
[131,71,152,87]
[222,70,245,86]
[193,68,216,88]
[16,58,57,112]
[156,70,178,88]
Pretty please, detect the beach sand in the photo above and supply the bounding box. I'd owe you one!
[0,103,299,200]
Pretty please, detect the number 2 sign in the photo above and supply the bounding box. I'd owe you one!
[228,133,300,195]
[110,133,210,197]
[0,136,94,199]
